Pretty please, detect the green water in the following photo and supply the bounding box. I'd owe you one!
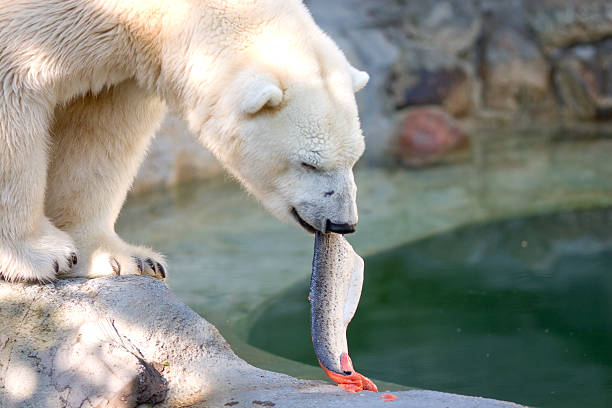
[248,208,612,407]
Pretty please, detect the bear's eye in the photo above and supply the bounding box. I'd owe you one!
[301,162,317,171]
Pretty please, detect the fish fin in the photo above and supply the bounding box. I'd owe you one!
[319,353,378,393]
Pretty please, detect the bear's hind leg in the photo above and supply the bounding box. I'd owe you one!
[45,80,168,280]
[0,93,77,282]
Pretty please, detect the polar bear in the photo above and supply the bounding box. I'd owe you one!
[0,0,369,282]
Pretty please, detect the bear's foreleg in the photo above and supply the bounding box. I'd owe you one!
[0,92,77,282]
[45,80,168,280]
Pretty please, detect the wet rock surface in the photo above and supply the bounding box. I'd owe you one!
[0,277,526,408]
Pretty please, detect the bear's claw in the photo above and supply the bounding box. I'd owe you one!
[133,256,145,274]
[132,256,166,280]
[65,252,77,269]
[157,263,166,279]
[110,257,121,275]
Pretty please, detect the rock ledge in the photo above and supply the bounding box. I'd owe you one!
[0,277,525,408]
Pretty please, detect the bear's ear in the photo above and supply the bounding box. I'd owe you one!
[241,81,283,114]
[350,66,369,93]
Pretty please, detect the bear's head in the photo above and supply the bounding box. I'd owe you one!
[226,67,368,234]
[183,1,369,234]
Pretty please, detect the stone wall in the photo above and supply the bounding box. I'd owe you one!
[306,0,612,167]
[133,0,612,191]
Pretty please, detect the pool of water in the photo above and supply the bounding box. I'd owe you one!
[248,208,612,407]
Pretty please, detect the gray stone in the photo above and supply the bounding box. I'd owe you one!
[601,40,612,96]
[0,277,525,408]
[389,43,474,117]
[477,0,528,32]
[371,0,481,56]
[526,0,612,51]
[304,0,379,30]
[554,54,599,119]
[482,28,551,110]
[554,41,612,119]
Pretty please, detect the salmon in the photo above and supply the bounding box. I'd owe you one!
[309,232,378,393]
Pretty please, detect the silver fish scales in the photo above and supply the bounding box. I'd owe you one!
[309,232,377,392]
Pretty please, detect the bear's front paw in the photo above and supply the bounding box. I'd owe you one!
[70,235,167,281]
[0,219,77,282]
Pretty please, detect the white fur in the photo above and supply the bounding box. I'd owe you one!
[350,67,370,93]
[0,0,369,282]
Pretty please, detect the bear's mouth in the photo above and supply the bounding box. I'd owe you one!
[291,208,317,234]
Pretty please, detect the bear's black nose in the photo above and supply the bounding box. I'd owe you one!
[325,220,357,234]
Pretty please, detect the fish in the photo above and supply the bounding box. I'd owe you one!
[309,231,378,393]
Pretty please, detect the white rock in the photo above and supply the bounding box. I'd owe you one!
[0,277,525,408]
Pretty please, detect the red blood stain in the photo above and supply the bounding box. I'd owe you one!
[382,393,397,402]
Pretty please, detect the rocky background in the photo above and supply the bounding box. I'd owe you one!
[133,0,612,192]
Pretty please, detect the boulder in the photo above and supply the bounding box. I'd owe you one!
[477,0,528,32]
[371,0,481,56]
[481,28,551,111]
[388,44,473,117]
[397,107,469,167]
[0,277,525,408]
[554,41,612,119]
[526,0,612,51]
